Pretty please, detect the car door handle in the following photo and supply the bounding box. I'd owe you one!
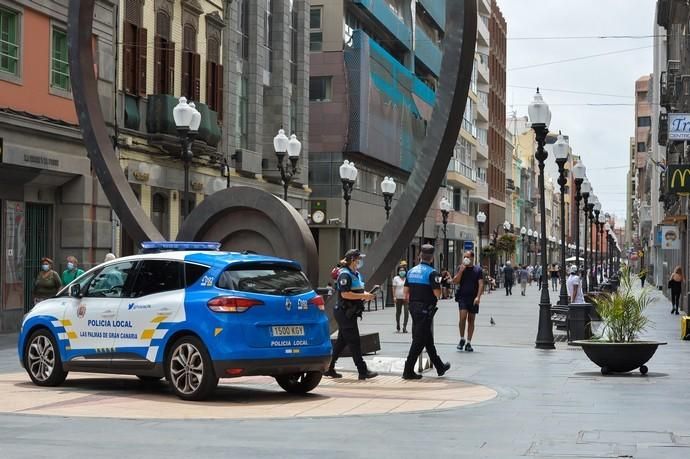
[102,310,116,318]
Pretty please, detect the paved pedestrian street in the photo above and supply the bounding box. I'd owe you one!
[1,282,688,458]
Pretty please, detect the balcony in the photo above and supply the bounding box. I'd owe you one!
[352,0,412,50]
[477,14,490,47]
[415,24,442,77]
[477,92,489,121]
[447,158,477,189]
[476,141,489,160]
[146,94,221,153]
[469,178,490,203]
[476,54,490,83]
[418,0,446,31]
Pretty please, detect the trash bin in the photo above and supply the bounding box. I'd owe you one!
[568,303,592,343]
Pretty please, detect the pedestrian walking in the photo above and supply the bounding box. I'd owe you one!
[518,265,529,296]
[452,250,484,352]
[527,265,534,285]
[668,266,683,315]
[104,253,117,262]
[32,257,62,306]
[402,244,451,380]
[393,265,409,333]
[550,264,559,292]
[324,249,378,380]
[536,264,543,291]
[503,261,515,296]
[566,265,585,304]
[639,269,647,288]
[61,256,85,285]
[441,268,452,299]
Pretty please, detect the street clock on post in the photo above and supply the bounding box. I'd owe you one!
[311,209,326,224]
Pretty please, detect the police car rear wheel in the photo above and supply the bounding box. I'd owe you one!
[24,329,68,387]
[166,336,218,401]
[275,371,322,394]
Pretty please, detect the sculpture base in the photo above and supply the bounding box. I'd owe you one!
[332,333,381,356]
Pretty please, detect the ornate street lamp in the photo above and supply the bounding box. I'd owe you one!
[440,196,452,267]
[381,177,397,220]
[173,97,201,220]
[273,129,302,201]
[554,132,570,305]
[604,222,611,280]
[587,195,597,290]
[520,226,527,265]
[527,229,534,265]
[580,178,592,292]
[598,213,606,284]
[572,160,586,273]
[476,211,487,265]
[339,160,358,249]
[528,88,555,349]
[592,198,602,289]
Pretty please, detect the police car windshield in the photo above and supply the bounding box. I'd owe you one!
[217,264,311,296]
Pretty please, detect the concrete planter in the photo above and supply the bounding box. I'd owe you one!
[573,340,666,375]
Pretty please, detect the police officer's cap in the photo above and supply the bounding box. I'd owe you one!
[344,248,365,261]
[420,244,435,255]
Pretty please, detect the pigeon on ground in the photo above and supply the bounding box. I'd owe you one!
[490,316,496,326]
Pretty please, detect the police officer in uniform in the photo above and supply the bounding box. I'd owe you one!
[324,249,378,380]
[403,244,451,380]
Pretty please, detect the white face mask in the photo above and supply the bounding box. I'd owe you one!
[463,257,472,266]
[357,259,364,270]
[41,264,50,272]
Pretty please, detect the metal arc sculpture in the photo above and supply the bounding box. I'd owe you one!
[359,1,477,289]
[67,0,163,244]
[67,0,477,298]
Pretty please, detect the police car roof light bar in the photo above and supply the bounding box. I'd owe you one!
[140,241,221,253]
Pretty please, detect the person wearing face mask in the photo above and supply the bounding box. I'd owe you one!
[452,250,484,352]
[61,256,85,285]
[32,257,62,306]
[392,265,409,333]
[324,249,378,380]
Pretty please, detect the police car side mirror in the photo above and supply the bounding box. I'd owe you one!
[70,284,81,298]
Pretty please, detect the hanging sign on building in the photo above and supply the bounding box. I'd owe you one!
[668,114,690,140]
[667,164,690,194]
[661,225,680,250]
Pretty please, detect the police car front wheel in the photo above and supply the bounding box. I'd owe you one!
[165,336,218,401]
[24,329,68,387]
[275,371,322,394]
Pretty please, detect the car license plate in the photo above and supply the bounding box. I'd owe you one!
[271,325,305,337]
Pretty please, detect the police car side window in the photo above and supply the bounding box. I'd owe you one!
[84,261,136,298]
[130,260,184,298]
[185,263,209,287]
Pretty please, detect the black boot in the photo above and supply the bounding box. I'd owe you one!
[436,361,451,377]
[358,370,378,380]
[323,368,342,378]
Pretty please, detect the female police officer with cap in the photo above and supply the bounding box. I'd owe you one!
[324,249,378,380]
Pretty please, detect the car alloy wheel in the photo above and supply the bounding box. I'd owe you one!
[166,336,218,401]
[24,330,68,387]
[275,371,322,394]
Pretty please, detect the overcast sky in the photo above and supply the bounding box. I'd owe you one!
[498,0,656,223]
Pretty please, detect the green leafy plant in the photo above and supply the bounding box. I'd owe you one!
[592,266,653,342]
[496,234,517,255]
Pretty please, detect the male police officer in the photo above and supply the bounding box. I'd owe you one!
[403,244,451,380]
[324,249,379,380]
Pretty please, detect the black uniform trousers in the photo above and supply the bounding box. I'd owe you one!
[329,307,367,374]
[404,303,444,374]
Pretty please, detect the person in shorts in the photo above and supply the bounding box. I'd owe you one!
[452,250,484,352]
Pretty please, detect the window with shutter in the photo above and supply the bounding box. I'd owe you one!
[154,11,173,94]
[123,0,145,96]
[137,27,147,96]
[206,37,221,116]
[182,24,197,100]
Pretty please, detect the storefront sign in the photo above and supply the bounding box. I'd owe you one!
[667,164,690,194]
[661,225,680,250]
[669,113,690,140]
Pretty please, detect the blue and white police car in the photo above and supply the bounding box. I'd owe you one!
[18,242,332,400]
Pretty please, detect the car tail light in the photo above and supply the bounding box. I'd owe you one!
[207,296,263,313]
[308,295,325,311]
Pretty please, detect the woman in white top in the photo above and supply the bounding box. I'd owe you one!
[566,265,585,304]
[392,267,409,333]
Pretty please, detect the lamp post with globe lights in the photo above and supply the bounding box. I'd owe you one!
[586,195,597,290]
[476,211,487,265]
[592,198,602,289]
[173,97,202,220]
[440,197,452,266]
[554,133,571,305]
[572,160,586,273]
[381,177,397,220]
[528,88,555,349]
[339,160,358,249]
[598,213,606,284]
[273,129,302,202]
[520,226,527,265]
[580,178,592,292]
[527,229,534,264]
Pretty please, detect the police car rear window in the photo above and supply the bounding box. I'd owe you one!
[185,263,210,287]
[217,264,311,296]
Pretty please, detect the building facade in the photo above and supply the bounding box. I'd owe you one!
[0,0,116,330]
[113,0,311,255]
[308,0,447,284]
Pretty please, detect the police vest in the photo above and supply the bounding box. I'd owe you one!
[406,263,435,285]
